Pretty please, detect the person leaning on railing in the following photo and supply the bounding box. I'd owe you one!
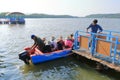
[86,19,103,48]
[86,19,103,33]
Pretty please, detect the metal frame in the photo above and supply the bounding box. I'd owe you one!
[74,30,120,65]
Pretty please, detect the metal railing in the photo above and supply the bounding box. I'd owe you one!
[74,30,120,65]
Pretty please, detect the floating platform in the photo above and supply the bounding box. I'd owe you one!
[73,30,120,72]
[72,50,120,72]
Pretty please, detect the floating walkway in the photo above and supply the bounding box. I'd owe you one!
[72,50,120,71]
[0,12,25,24]
[0,18,25,24]
[73,30,120,72]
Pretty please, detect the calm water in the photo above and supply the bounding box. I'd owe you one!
[0,18,120,80]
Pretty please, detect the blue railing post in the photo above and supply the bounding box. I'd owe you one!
[107,31,112,41]
[74,30,79,50]
[113,37,119,64]
[90,33,96,56]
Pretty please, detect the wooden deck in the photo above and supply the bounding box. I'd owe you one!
[72,50,120,72]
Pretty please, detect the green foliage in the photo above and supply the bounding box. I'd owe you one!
[0,12,78,18]
[0,12,9,18]
[25,13,78,18]
[85,13,120,18]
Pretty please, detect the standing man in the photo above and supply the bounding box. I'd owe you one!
[86,19,103,49]
[86,19,103,33]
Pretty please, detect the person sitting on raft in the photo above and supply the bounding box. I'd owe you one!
[57,36,65,50]
[64,36,73,48]
[29,35,45,53]
[42,37,47,45]
[70,34,74,42]
[59,36,65,47]
[50,36,57,51]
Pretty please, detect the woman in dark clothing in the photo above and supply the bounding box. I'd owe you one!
[57,36,65,50]
[57,39,63,50]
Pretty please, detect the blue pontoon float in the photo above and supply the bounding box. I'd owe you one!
[19,48,71,65]
[31,49,71,64]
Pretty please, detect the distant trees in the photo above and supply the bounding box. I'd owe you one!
[85,13,120,18]
[0,12,78,18]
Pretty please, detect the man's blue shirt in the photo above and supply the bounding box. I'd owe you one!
[87,24,103,33]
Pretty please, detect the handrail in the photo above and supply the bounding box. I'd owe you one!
[74,30,120,65]
[104,30,120,34]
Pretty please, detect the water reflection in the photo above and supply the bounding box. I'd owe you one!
[20,57,80,80]
[20,56,111,80]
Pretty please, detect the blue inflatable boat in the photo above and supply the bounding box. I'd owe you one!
[31,49,71,64]
[19,48,71,65]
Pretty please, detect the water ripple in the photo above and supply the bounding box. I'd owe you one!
[0,18,120,80]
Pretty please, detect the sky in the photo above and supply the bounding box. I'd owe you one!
[0,0,120,17]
